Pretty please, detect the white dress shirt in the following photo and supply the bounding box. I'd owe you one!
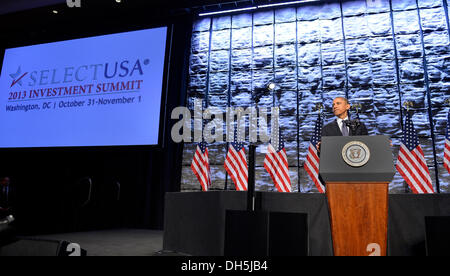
[337,116,349,135]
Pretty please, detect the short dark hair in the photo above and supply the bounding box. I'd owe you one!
[334,96,349,104]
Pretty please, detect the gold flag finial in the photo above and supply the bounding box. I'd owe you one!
[403,101,413,111]
[352,103,362,114]
[445,98,450,107]
[315,103,323,113]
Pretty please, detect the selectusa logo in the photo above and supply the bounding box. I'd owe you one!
[6,59,149,103]
[9,66,28,88]
[8,59,148,89]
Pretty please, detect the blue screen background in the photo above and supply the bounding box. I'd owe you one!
[0,27,167,147]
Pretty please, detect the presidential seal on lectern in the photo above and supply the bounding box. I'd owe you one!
[342,140,370,167]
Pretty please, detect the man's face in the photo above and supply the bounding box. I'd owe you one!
[332,98,350,118]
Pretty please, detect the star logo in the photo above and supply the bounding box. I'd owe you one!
[10,66,28,88]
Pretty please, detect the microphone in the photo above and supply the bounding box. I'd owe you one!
[345,119,360,135]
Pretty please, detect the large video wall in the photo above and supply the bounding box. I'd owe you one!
[182,0,450,193]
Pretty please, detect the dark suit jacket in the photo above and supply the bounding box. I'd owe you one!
[322,119,368,137]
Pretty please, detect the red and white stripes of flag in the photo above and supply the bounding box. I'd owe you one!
[264,109,292,193]
[264,144,292,192]
[190,107,449,194]
[444,111,450,175]
[304,113,325,193]
[224,142,248,191]
[224,117,248,191]
[191,141,211,191]
[444,137,450,175]
[396,112,434,194]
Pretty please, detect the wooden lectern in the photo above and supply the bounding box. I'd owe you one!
[319,135,395,256]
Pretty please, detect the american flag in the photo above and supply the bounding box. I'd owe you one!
[191,140,212,191]
[224,126,248,191]
[396,112,434,194]
[304,113,325,193]
[444,111,450,174]
[264,123,291,192]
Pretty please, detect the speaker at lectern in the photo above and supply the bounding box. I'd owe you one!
[319,135,395,256]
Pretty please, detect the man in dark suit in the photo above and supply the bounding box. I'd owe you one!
[322,97,368,137]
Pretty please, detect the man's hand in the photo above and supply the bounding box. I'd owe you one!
[316,142,321,152]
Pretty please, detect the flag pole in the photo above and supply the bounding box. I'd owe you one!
[247,143,256,211]
[247,105,257,212]
[247,83,272,211]
[402,101,412,193]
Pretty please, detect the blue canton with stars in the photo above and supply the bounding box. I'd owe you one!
[198,140,208,154]
[402,112,419,152]
[231,125,245,152]
[446,111,450,140]
[198,117,208,153]
[271,125,285,153]
[310,114,323,148]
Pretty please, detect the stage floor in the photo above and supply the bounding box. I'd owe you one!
[25,228,165,256]
[163,191,450,256]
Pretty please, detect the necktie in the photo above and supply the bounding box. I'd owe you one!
[341,120,349,136]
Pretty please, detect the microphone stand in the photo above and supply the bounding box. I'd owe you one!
[247,84,273,211]
[346,104,361,136]
[247,87,267,211]
[345,119,360,136]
